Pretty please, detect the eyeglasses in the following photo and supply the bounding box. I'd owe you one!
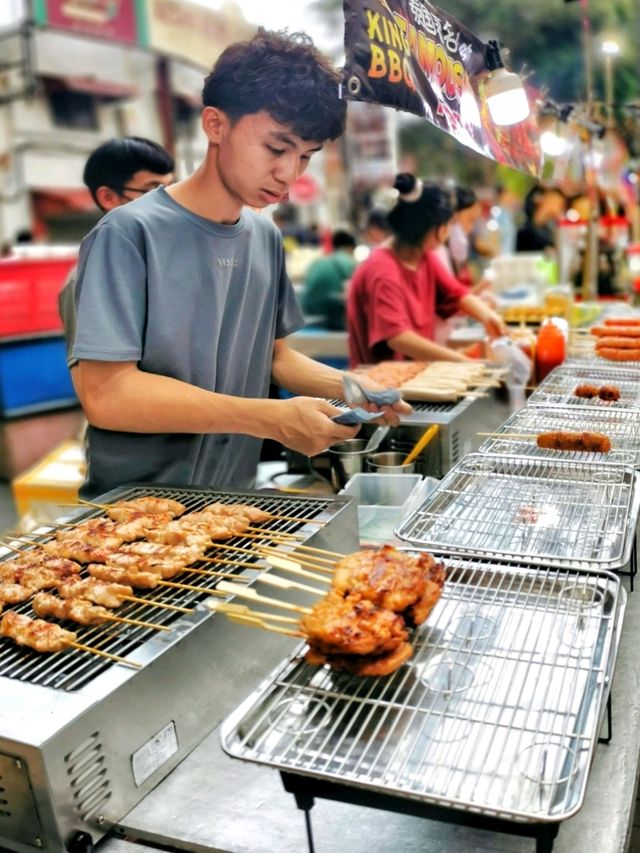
[115,185,157,196]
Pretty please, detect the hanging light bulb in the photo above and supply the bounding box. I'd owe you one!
[484,40,530,126]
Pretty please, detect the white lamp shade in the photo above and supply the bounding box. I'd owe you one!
[486,68,530,126]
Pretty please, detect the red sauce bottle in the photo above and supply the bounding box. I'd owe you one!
[535,321,566,383]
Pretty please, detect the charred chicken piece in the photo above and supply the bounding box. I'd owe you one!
[54,517,123,548]
[106,497,187,522]
[301,591,408,657]
[0,611,76,652]
[87,563,162,589]
[32,592,114,627]
[0,583,33,605]
[57,577,133,608]
[332,546,435,615]
[309,641,414,677]
[203,502,273,524]
[42,539,121,564]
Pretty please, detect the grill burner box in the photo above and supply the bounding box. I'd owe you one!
[0,485,357,852]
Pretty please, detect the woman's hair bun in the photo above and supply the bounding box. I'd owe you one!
[393,173,417,196]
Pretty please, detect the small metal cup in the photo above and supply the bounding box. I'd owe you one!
[367,452,416,475]
[328,439,371,491]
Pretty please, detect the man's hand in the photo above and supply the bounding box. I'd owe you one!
[479,308,508,339]
[271,397,359,456]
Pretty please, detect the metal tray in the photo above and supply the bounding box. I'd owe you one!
[478,405,640,468]
[530,365,640,410]
[394,454,640,571]
[221,557,625,824]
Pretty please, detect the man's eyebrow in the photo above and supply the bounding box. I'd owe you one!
[269,131,323,153]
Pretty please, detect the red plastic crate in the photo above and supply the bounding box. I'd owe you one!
[0,255,77,337]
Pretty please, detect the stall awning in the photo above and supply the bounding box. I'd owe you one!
[41,75,138,101]
[32,188,95,217]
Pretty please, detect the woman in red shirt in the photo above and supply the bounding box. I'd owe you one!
[347,173,506,366]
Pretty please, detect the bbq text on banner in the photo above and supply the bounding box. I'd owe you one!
[342,0,542,175]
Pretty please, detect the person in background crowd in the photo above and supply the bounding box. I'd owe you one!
[439,185,482,286]
[362,208,392,247]
[347,173,507,367]
[300,229,357,330]
[70,29,408,498]
[492,184,520,255]
[58,136,175,387]
[516,184,567,253]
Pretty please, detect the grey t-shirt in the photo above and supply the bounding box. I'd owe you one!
[72,187,304,498]
[58,264,79,366]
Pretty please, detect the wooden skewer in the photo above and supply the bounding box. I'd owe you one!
[257,573,325,596]
[257,544,336,569]
[199,555,262,570]
[120,595,192,614]
[181,566,251,581]
[206,541,332,570]
[215,580,313,615]
[259,550,335,577]
[224,611,303,637]
[70,641,141,668]
[477,432,538,438]
[259,556,331,584]
[252,535,344,560]
[159,579,227,597]
[207,601,299,625]
[101,613,170,631]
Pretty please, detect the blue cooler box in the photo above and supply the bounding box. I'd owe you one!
[0,336,77,417]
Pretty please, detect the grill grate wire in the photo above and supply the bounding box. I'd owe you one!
[0,485,341,691]
[394,454,639,569]
[530,365,640,411]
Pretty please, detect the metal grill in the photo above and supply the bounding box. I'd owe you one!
[394,454,640,570]
[221,557,623,824]
[329,398,461,416]
[530,366,640,410]
[0,484,347,691]
[479,405,640,468]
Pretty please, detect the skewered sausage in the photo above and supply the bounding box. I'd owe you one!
[594,336,640,349]
[596,347,640,361]
[536,431,611,453]
[604,317,640,326]
[591,326,640,338]
[574,384,599,398]
[598,385,620,401]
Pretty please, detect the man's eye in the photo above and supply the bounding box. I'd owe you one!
[267,145,285,155]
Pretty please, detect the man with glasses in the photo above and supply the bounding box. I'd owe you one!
[58,136,174,381]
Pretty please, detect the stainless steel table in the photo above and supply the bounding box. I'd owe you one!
[101,573,640,853]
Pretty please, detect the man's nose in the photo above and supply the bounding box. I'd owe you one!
[274,155,304,186]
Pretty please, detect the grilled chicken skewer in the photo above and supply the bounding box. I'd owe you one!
[0,611,140,667]
[32,592,168,631]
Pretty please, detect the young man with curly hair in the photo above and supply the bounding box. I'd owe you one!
[71,30,408,498]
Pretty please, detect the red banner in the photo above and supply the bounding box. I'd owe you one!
[342,0,542,175]
[33,0,139,45]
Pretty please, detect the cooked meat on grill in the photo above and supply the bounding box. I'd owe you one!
[42,538,121,564]
[598,385,620,401]
[0,583,33,604]
[57,578,133,608]
[110,511,174,541]
[301,591,408,657]
[313,641,415,677]
[536,430,611,453]
[98,542,205,579]
[87,563,162,589]
[106,497,187,521]
[332,545,441,617]
[32,592,114,626]
[145,523,212,547]
[55,518,123,549]
[573,384,599,398]
[203,502,272,524]
[181,511,251,538]
[405,559,446,626]
[1,611,76,652]
[0,554,81,584]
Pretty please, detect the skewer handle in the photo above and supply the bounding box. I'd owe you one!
[70,641,141,668]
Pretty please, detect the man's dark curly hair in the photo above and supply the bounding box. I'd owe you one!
[202,29,346,142]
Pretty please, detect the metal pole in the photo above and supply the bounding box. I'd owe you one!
[604,54,614,128]
[578,0,598,301]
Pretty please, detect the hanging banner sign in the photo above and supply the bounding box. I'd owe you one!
[342,0,542,175]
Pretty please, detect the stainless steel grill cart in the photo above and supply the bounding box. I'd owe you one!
[529,365,640,410]
[0,484,358,853]
[394,454,640,578]
[221,556,625,853]
[478,405,640,469]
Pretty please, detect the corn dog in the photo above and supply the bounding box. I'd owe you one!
[536,431,611,453]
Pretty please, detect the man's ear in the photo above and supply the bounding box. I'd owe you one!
[202,106,228,144]
[95,185,121,211]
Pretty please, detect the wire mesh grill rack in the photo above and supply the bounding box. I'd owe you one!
[0,484,348,692]
[222,557,623,824]
[394,454,640,571]
[530,366,640,410]
[478,405,640,468]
